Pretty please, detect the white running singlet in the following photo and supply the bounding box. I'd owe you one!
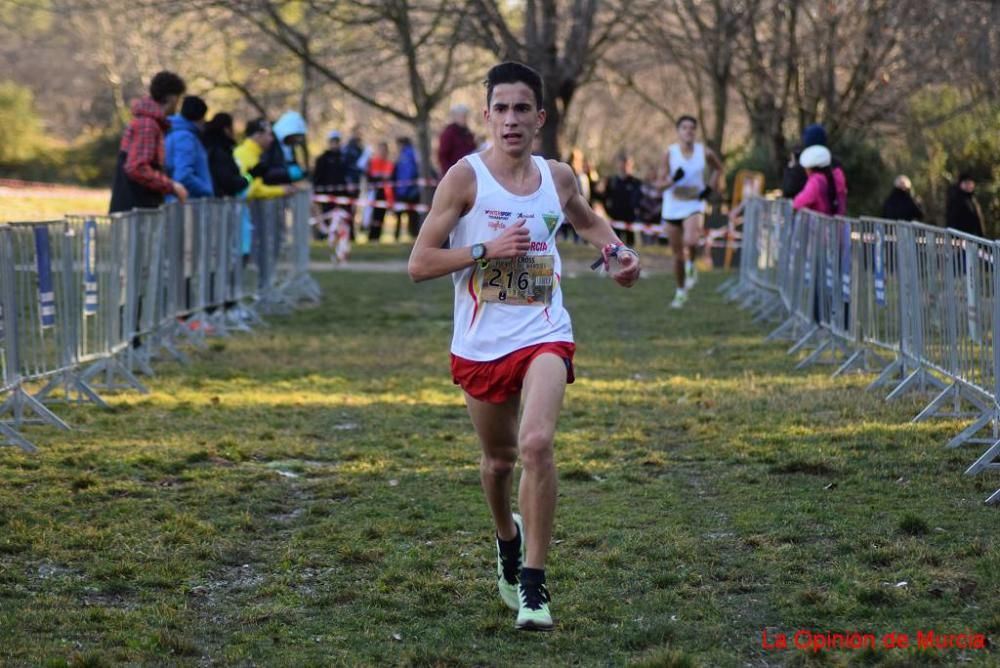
[448,153,574,361]
[660,142,707,221]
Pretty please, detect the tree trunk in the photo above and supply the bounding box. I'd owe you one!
[540,95,562,159]
[414,111,434,201]
[709,78,728,154]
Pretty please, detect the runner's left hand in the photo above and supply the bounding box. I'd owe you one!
[611,249,640,287]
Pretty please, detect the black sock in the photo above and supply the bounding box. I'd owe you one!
[497,525,521,569]
[520,567,545,587]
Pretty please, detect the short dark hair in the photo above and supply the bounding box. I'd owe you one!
[958,171,974,183]
[244,117,270,137]
[149,71,186,104]
[180,96,208,122]
[676,115,697,128]
[485,62,544,110]
[205,113,233,135]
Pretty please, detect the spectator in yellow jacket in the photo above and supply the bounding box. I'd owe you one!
[234,118,292,199]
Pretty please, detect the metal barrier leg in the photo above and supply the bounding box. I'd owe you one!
[833,348,888,379]
[965,439,1000,476]
[0,385,71,430]
[0,421,36,453]
[947,410,998,449]
[885,368,946,401]
[787,325,822,355]
[867,358,903,391]
[81,356,150,395]
[913,382,990,423]
[795,336,849,369]
[752,297,784,323]
[128,346,156,378]
[34,370,108,409]
[766,316,802,342]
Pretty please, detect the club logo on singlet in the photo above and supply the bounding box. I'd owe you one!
[543,212,560,234]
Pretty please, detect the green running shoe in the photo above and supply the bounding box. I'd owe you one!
[496,513,525,611]
[685,263,698,289]
[515,581,553,631]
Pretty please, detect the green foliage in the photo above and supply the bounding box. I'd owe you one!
[725,141,783,194]
[726,134,889,218]
[0,0,52,33]
[0,81,44,162]
[829,132,890,218]
[0,130,119,188]
[895,87,1000,235]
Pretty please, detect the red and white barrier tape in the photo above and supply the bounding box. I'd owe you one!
[313,177,438,194]
[312,194,430,213]
[308,198,741,250]
[608,220,741,248]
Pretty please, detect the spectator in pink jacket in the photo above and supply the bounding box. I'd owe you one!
[793,145,847,215]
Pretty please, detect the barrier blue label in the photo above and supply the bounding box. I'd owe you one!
[840,223,851,304]
[966,242,979,343]
[825,227,834,291]
[874,229,886,306]
[83,218,98,315]
[34,226,56,328]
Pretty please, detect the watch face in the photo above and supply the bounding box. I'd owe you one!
[472,243,485,260]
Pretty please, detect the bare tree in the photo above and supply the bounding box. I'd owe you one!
[466,0,641,159]
[626,0,753,154]
[211,0,478,181]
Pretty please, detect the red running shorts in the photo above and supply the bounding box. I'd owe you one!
[450,341,576,404]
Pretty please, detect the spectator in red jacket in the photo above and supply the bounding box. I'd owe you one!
[109,71,189,212]
[437,103,477,176]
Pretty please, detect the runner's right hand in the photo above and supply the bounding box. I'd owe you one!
[485,218,531,258]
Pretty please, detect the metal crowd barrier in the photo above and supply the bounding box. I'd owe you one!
[0,191,318,453]
[732,196,1000,505]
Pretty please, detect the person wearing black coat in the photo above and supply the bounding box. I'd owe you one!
[313,130,351,240]
[599,153,643,246]
[880,175,923,222]
[946,173,985,237]
[203,113,250,197]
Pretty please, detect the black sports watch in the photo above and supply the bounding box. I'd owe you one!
[471,243,487,262]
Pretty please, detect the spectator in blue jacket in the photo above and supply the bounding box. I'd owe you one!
[165,96,214,200]
[394,136,421,239]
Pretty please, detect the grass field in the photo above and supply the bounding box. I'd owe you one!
[0,187,110,222]
[0,245,997,667]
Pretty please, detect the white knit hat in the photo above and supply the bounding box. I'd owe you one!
[800,145,831,169]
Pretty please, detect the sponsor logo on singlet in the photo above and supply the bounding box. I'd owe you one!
[486,209,513,231]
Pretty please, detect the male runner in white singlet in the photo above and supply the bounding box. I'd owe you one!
[657,115,724,308]
[408,62,640,631]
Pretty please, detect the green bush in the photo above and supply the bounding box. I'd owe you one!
[0,130,119,187]
[726,133,889,218]
[0,80,44,162]
[895,87,1000,235]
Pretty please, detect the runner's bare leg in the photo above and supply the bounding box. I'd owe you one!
[667,222,685,289]
[517,353,567,568]
[465,393,520,541]
[684,212,703,271]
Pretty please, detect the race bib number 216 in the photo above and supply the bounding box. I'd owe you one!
[480,255,554,306]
